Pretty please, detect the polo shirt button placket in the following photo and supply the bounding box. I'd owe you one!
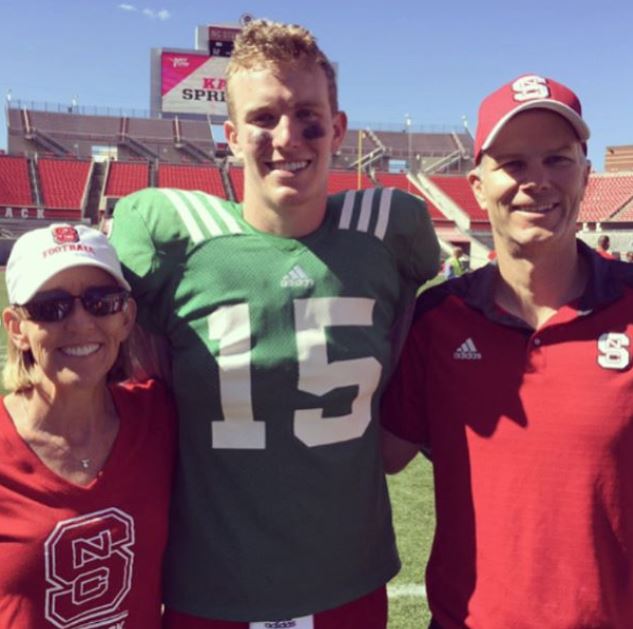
[526,334,546,372]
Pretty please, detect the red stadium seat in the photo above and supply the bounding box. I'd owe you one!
[0,155,34,206]
[430,176,489,225]
[327,170,373,195]
[38,158,92,210]
[158,163,226,198]
[228,167,244,202]
[375,172,450,222]
[105,161,150,197]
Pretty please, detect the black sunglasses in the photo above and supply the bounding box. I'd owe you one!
[19,286,130,323]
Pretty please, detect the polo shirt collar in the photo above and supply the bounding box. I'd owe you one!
[462,239,633,329]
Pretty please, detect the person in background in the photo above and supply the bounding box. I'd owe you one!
[381,74,633,628]
[596,234,616,259]
[0,224,176,628]
[110,18,439,629]
[442,246,466,279]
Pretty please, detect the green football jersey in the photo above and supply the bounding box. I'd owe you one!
[110,186,439,621]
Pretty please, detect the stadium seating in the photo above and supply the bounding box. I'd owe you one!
[374,172,451,223]
[228,167,244,202]
[227,168,375,201]
[127,117,173,141]
[327,170,373,195]
[374,172,415,192]
[157,163,226,197]
[104,161,150,197]
[0,155,34,206]
[29,110,119,137]
[579,173,633,222]
[38,158,92,210]
[376,131,459,158]
[430,176,489,224]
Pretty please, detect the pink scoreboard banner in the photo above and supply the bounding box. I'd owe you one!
[161,51,229,116]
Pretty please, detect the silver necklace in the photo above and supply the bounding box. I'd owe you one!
[19,394,91,470]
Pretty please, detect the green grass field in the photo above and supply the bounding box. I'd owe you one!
[387,457,435,627]
[0,268,435,627]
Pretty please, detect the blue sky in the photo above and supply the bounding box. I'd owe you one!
[1,0,631,169]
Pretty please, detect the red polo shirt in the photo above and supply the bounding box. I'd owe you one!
[382,242,633,629]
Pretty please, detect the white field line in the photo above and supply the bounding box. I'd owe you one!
[387,583,427,598]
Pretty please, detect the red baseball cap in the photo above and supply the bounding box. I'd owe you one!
[474,74,590,163]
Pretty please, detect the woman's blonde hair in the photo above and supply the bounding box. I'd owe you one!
[2,307,134,393]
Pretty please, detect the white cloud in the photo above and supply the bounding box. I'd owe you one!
[118,4,171,20]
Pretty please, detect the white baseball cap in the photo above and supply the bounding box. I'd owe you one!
[6,223,131,305]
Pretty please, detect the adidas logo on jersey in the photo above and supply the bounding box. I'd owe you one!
[280,265,314,288]
[453,337,482,360]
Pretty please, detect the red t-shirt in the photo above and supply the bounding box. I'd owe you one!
[0,379,176,628]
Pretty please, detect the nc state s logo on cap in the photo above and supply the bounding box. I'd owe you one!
[512,75,550,102]
[51,225,80,244]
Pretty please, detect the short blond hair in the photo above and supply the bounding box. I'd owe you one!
[2,328,40,393]
[226,19,338,120]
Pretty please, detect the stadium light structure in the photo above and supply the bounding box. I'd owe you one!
[404,113,412,173]
[357,129,365,190]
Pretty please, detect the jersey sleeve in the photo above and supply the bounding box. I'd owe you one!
[380,311,430,446]
[384,188,440,284]
[109,188,197,334]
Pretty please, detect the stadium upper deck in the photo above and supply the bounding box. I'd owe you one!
[3,101,633,268]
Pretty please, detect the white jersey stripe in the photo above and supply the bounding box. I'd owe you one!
[160,189,204,244]
[205,193,243,234]
[184,191,223,237]
[357,188,375,233]
[338,190,356,229]
[374,187,393,241]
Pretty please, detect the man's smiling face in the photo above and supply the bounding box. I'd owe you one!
[225,62,346,230]
[469,109,590,255]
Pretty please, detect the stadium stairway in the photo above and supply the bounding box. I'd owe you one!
[411,172,491,268]
[22,110,70,157]
[173,118,216,163]
[85,161,105,223]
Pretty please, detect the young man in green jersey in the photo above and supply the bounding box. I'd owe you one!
[110,19,439,629]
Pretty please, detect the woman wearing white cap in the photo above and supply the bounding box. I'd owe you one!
[0,224,176,627]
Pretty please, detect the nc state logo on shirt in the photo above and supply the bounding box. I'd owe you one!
[512,75,550,102]
[51,225,80,245]
[597,332,630,370]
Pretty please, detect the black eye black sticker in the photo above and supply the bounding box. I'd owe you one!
[303,123,326,140]
[249,129,273,147]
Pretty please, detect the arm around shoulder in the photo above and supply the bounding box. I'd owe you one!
[381,427,420,474]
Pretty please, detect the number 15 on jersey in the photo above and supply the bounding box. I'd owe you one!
[207,297,382,450]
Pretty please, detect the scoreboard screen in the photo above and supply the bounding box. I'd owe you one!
[208,26,240,57]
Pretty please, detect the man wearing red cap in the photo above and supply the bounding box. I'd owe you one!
[381,74,633,628]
